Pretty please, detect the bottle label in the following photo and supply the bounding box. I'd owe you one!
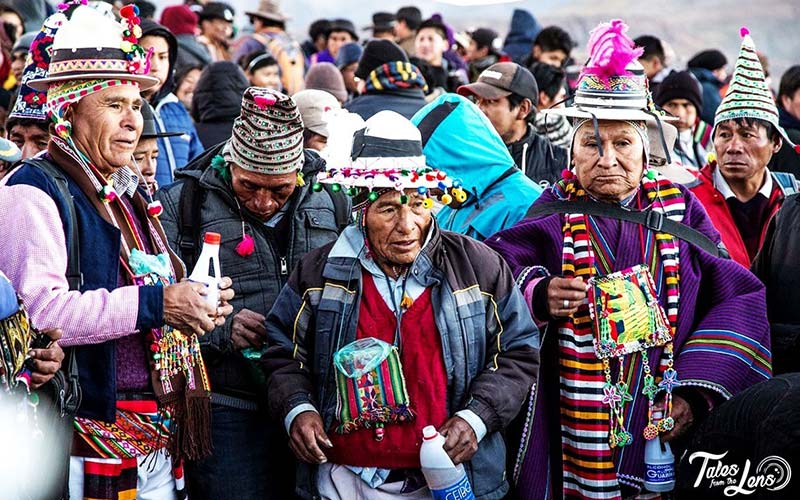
[646,463,675,483]
[430,474,475,500]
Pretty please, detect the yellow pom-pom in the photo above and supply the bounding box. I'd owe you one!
[296,172,306,187]
[706,151,716,164]
[133,25,142,39]
[454,189,467,203]
[120,41,133,53]
[440,193,453,205]
[422,198,434,209]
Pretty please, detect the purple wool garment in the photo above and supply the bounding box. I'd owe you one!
[485,184,771,497]
[115,194,155,393]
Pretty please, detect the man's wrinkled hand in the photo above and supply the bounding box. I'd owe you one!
[289,411,332,464]
[28,328,65,389]
[439,416,478,464]
[654,394,694,442]
[231,308,267,351]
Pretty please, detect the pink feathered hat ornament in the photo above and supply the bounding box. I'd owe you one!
[580,19,644,84]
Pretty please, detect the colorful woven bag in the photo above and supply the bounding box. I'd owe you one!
[333,337,415,441]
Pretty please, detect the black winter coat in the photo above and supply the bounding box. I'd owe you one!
[752,193,800,374]
[506,124,569,187]
[345,88,427,120]
[191,61,249,148]
[156,147,351,402]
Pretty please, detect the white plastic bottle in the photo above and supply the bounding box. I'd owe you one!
[420,425,476,500]
[644,437,676,492]
[188,232,222,307]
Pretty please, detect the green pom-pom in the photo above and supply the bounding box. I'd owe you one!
[645,169,656,180]
[210,154,231,182]
[331,183,341,192]
[347,187,358,196]
[400,194,408,204]
[312,182,322,192]
[368,191,379,202]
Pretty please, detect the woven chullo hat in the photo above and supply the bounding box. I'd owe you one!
[223,87,305,174]
[714,28,798,151]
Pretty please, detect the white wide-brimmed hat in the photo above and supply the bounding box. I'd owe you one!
[317,110,458,208]
[27,4,158,91]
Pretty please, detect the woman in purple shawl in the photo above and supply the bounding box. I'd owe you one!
[486,20,770,500]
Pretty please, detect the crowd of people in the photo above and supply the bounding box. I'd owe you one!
[0,1,798,500]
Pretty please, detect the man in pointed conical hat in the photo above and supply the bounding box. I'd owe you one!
[690,28,800,268]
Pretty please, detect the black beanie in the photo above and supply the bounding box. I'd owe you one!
[687,49,727,71]
[654,70,703,113]
[355,39,409,80]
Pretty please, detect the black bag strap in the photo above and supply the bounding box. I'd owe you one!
[177,175,204,270]
[25,159,83,289]
[525,200,724,257]
[321,182,353,229]
[22,159,83,418]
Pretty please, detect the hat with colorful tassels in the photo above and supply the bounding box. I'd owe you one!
[315,110,459,209]
[542,19,676,163]
[8,12,66,123]
[714,27,798,152]
[27,2,157,91]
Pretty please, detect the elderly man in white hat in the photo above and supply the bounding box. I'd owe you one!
[0,4,234,499]
[262,110,540,500]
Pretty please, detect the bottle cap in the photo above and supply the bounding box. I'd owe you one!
[422,425,438,440]
[204,232,221,245]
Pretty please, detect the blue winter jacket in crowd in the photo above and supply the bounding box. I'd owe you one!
[689,67,725,126]
[412,93,543,241]
[140,19,205,189]
[154,94,205,189]
[503,9,541,64]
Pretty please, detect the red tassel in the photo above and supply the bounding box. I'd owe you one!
[235,234,255,257]
[794,144,800,154]
[253,94,276,110]
[147,200,163,217]
[561,168,574,180]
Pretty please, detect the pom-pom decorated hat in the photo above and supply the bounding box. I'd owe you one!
[316,110,459,208]
[714,27,797,151]
[27,3,158,91]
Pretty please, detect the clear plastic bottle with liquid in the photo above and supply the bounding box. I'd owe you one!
[420,425,476,500]
[188,232,222,308]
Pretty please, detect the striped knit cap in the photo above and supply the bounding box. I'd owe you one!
[714,27,796,149]
[224,87,305,174]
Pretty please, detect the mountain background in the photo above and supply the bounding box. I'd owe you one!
[151,0,799,86]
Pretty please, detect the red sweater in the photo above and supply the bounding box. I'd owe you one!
[690,164,784,267]
[327,272,448,468]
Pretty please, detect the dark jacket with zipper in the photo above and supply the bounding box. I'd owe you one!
[345,87,428,121]
[262,223,541,499]
[156,146,350,403]
[753,193,800,374]
[506,123,568,188]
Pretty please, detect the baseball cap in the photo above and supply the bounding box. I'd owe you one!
[457,62,539,103]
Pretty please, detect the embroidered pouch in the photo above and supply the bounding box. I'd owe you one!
[333,337,415,440]
[587,265,672,359]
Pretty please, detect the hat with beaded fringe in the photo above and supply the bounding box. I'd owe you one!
[222,87,305,175]
[315,110,461,209]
